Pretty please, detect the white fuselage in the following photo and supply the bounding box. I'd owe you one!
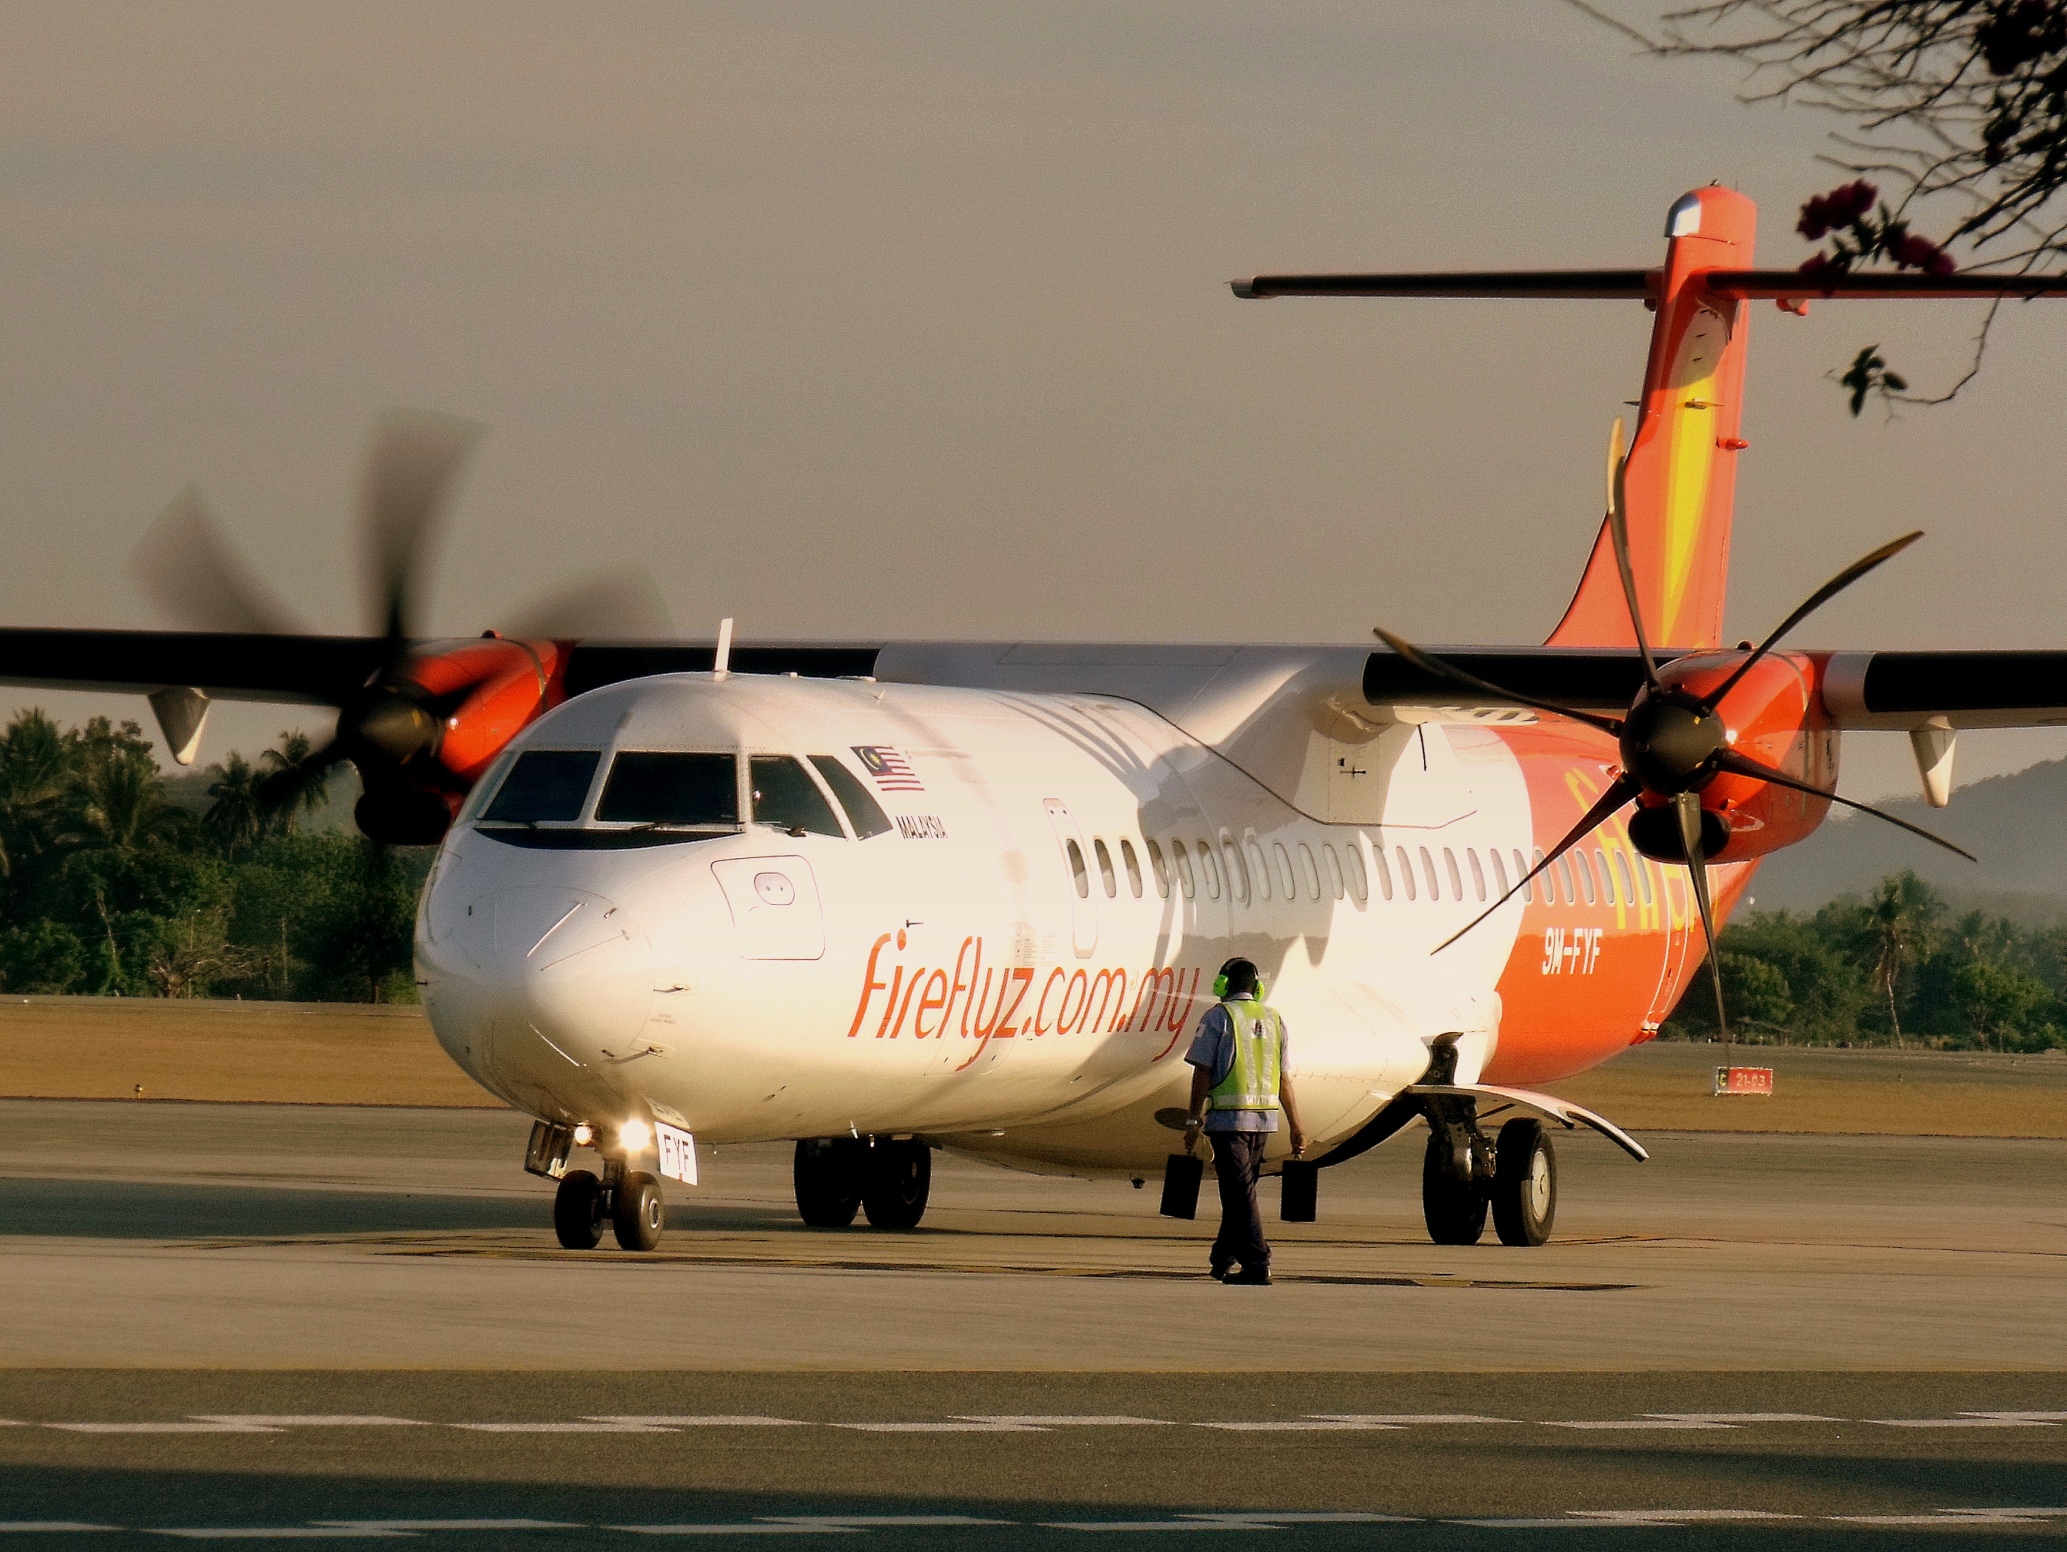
[416,670,1544,1177]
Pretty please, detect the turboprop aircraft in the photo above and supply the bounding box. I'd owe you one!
[8,183,2067,1254]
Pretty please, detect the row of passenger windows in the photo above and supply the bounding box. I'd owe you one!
[476,749,893,846]
[1060,830,1658,911]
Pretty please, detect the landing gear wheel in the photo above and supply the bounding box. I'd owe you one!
[793,1139,865,1228]
[612,1170,665,1251]
[862,1139,932,1231]
[553,1169,603,1250]
[1421,1131,1487,1246]
[1491,1118,1557,1247]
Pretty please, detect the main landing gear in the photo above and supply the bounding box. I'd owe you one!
[527,1122,667,1252]
[793,1137,932,1230]
[1420,1096,1557,1248]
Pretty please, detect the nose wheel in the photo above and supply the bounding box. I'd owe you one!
[551,1165,665,1251]
[553,1169,603,1250]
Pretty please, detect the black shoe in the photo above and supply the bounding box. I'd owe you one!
[1225,1266,1272,1286]
[1208,1263,1233,1282]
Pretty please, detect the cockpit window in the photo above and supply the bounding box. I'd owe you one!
[595,752,739,828]
[809,754,893,839]
[481,750,600,825]
[750,756,843,837]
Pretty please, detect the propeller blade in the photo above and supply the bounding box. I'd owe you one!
[1674,789,1731,1042]
[502,569,675,640]
[1603,417,1661,689]
[1700,531,1924,713]
[1434,773,1641,952]
[1712,747,1977,862]
[363,409,485,643]
[1372,629,1624,735]
[132,485,305,635]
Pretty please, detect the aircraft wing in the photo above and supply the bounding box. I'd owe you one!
[0,629,882,707]
[1363,646,2067,731]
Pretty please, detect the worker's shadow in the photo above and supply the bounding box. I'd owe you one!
[0,1176,795,1239]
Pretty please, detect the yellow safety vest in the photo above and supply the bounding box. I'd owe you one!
[1207,999,1283,1113]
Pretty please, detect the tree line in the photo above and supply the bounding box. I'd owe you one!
[1667,871,2067,1051]
[0,709,425,1001]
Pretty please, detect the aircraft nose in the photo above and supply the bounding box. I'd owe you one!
[459,887,657,1061]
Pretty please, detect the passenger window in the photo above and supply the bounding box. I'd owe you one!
[749,756,842,837]
[1514,850,1530,901]
[1246,839,1271,901]
[1443,847,1463,899]
[1298,842,1320,899]
[1466,849,1486,901]
[1367,841,1390,901]
[1199,838,1222,899]
[1395,845,1417,901]
[1344,839,1368,903]
[1595,847,1616,905]
[1173,840,1196,899]
[1272,842,1295,898]
[1093,838,1117,898]
[1490,849,1509,897]
[1638,855,1655,905]
[481,749,600,824]
[808,756,893,839]
[1323,844,1346,900]
[1066,839,1090,899]
[1224,840,1249,904]
[596,752,738,828]
[1142,839,1165,898]
[1556,854,1577,905]
[1419,846,1440,900]
[1614,850,1636,907]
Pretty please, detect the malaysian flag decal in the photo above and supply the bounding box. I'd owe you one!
[853,745,924,792]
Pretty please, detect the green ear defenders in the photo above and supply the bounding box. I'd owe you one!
[1212,970,1267,1000]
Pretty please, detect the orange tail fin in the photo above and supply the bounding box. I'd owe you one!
[1548,187,1757,651]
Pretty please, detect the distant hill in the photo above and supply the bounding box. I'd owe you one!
[1749,756,2067,923]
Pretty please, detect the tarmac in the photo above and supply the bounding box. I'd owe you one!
[2,1097,2066,1543]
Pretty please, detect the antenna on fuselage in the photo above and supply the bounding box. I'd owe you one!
[714,616,734,680]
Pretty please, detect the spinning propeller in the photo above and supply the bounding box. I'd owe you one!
[132,409,672,834]
[1377,419,1974,1038]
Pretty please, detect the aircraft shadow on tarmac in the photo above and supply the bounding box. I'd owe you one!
[0,1177,799,1240]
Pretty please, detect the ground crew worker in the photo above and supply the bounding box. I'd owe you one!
[1184,956,1305,1285]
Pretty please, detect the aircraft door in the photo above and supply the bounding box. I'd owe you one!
[1642,857,1691,1032]
[1043,799,1098,959]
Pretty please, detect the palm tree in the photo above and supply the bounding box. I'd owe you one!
[204,752,266,858]
[1866,872,1941,1049]
[0,709,74,878]
[257,731,335,835]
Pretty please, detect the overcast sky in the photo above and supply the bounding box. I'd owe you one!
[3,1,2064,803]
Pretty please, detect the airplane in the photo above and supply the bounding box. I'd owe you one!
[8,182,2067,1254]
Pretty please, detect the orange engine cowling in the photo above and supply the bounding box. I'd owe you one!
[1625,649,1835,865]
[348,635,567,844]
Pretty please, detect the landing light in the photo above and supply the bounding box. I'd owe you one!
[619,1118,653,1153]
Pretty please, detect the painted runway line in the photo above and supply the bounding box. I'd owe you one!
[8,1508,2067,1536]
[24,1409,2055,1433]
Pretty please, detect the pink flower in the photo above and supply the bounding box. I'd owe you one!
[1797,180,1879,240]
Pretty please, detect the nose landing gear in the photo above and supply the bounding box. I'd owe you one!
[551,1161,667,1250]
[793,1137,932,1230]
